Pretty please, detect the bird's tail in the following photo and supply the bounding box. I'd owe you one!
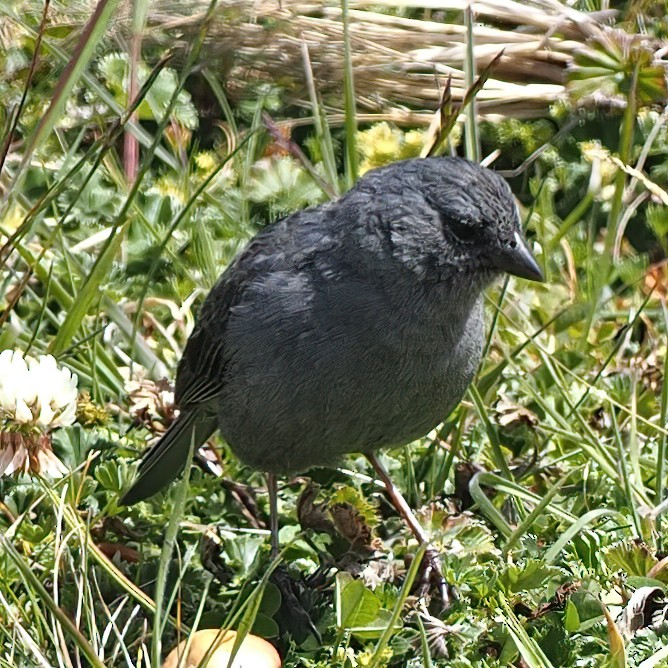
[119,409,217,505]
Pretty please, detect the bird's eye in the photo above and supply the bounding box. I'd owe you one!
[447,218,479,242]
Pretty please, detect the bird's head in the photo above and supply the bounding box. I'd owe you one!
[354,157,544,286]
[420,157,543,283]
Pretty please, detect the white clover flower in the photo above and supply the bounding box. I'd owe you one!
[0,350,78,430]
[0,432,68,478]
[0,350,78,478]
[0,349,35,417]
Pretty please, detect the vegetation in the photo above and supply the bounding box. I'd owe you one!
[1,0,668,666]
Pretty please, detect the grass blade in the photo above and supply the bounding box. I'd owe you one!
[463,5,479,162]
[499,593,554,668]
[368,543,427,668]
[14,0,122,189]
[0,535,106,668]
[341,0,358,188]
[49,220,130,356]
[152,433,197,667]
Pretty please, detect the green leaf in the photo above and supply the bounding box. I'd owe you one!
[335,572,381,630]
[251,613,279,639]
[49,219,131,356]
[352,609,398,640]
[225,535,265,578]
[52,425,99,468]
[563,599,580,632]
[43,25,77,38]
[499,594,555,668]
[605,540,657,578]
[20,0,122,169]
[567,33,668,107]
[94,460,126,493]
[97,52,199,129]
[258,582,282,618]
[501,560,562,593]
[248,156,325,215]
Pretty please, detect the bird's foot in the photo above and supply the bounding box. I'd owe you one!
[414,546,456,610]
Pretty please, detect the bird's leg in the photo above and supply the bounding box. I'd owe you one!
[366,453,452,608]
[266,476,322,640]
[267,473,280,557]
[366,453,428,542]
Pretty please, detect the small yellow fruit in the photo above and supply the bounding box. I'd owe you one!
[162,629,281,668]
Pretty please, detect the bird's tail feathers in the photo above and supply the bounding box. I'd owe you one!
[119,409,217,505]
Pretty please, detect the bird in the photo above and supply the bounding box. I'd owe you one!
[120,156,543,598]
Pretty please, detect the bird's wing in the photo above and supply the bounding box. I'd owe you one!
[174,215,309,408]
[174,322,227,406]
[174,198,345,408]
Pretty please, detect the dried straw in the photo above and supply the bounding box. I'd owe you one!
[148,0,615,120]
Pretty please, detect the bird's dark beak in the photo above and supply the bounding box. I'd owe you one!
[491,232,544,282]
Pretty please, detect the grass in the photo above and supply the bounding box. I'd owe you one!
[1,1,668,667]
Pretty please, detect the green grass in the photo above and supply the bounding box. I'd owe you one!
[1,2,668,667]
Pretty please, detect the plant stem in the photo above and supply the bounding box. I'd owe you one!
[341,0,358,189]
[657,301,668,544]
[152,434,197,668]
[604,64,638,258]
[463,5,479,162]
[0,536,106,668]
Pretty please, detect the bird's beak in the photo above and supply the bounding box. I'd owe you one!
[491,231,544,282]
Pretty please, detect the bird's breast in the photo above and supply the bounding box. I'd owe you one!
[218,272,484,473]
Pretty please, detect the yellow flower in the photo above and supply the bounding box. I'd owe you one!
[194,151,217,174]
[357,123,404,174]
[357,124,431,174]
[149,176,187,205]
[401,129,426,158]
[1,202,26,232]
[580,140,617,184]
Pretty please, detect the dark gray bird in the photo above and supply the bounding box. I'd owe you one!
[120,157,542,561]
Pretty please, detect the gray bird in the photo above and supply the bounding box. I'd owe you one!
[120,157,542,563]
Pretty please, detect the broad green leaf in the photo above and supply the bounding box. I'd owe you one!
[563,599,581,632]
[336,572,381,630]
